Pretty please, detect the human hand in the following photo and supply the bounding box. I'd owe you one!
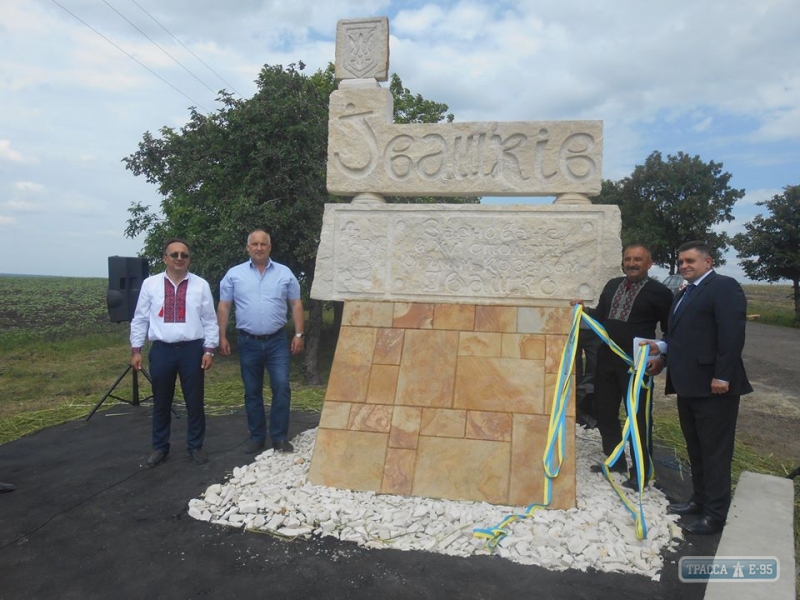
[219,338,231,356]
[201,353,213,371]
[569,299,585,307]
[130,353,142,371]
[645,357,665,376]
[640,340,661,356]
[290,336,304,356]
[711,378,730,394]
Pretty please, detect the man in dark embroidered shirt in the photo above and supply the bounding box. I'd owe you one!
[575,244,673,489]
[130,239,219,467]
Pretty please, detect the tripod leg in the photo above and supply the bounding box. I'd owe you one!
[86,365,133,421]
[132,369,141,406]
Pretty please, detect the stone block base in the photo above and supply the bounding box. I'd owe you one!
[308,300,576,509]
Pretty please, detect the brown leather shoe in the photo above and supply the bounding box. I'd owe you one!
[667,500,703,516]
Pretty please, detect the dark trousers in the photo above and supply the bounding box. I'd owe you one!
[677,394,740,522]
[593,358,653,477]
[576,327,601,417]
[148,339,205,452]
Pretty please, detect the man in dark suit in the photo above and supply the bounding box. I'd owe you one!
[648,241,752,535]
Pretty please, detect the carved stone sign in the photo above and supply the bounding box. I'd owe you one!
[311,203,621,305]
[328,87,603,197]
[335,17,390,82]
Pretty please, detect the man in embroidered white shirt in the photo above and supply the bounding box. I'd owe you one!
[130,239,219,467]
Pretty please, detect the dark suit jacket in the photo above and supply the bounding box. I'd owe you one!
[664,271,753,397]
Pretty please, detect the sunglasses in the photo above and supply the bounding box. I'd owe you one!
[168,252,190,259]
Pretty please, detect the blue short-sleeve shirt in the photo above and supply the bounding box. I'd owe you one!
[219,259,301,335]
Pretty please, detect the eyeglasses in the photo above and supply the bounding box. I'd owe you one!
[168,252,190,259]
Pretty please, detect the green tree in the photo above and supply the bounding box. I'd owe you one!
[389,73,454,124]
[124,62,473,383]
[733,185,800,322]
[595,151,744,273]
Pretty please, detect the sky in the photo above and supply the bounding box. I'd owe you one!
[1,0,798,282]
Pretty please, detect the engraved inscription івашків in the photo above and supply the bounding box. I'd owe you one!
[327,89,603,197]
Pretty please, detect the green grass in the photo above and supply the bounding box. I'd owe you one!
[742,283,799,327]
[0,275,332,444]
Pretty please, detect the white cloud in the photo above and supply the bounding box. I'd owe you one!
[692,117,713,133]
[739,188,781,207]
[2,199,45,213]
[0,140,26,163]
[59,194,108,216]
[14,181,45,193]
[0,215,18,226]
[753,107,800,142]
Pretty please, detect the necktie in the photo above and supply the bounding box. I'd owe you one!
[673,283,696,317]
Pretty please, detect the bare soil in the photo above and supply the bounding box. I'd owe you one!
[654,319,800,470]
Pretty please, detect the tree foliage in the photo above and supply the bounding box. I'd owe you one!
[733,184,800,321]
[123,62,475,382]
[595,151,744,273]
[124,62,329,287]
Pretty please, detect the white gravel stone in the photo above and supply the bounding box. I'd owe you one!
[188,426,683,580]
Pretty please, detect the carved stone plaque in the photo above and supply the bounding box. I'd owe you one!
[311,203,621,305]
[328,87,603,197]
[335,17,390,82]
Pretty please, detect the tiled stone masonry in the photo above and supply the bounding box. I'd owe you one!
[308,300,576,509]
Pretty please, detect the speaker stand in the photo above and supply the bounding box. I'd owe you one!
[86,365,154,421]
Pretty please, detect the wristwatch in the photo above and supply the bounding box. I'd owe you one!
[295,333,305,338]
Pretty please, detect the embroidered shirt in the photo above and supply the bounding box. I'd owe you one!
[130,272,219,349]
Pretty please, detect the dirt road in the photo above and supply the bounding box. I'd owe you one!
[655,321,800,466]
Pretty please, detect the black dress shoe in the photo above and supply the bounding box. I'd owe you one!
[147,449,168,467]
[244,439,266,454]
[621,477,640,491]
[272,440,294,453]
[590,461,627,474]
[682,515,724,535]
[0,482,15,493]
[667,500,703,516]
[189,447,208,464]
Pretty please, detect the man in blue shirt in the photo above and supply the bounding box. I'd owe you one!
[217,229,305,454]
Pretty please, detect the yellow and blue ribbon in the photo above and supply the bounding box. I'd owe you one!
[473,303,655,549]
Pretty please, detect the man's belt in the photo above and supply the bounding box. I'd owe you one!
[152,339,202,348]
[238,330,281,341]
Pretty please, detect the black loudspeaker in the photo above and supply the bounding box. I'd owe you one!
[107,256,149,323]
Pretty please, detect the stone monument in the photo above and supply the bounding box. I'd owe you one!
[308,17,621,510]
